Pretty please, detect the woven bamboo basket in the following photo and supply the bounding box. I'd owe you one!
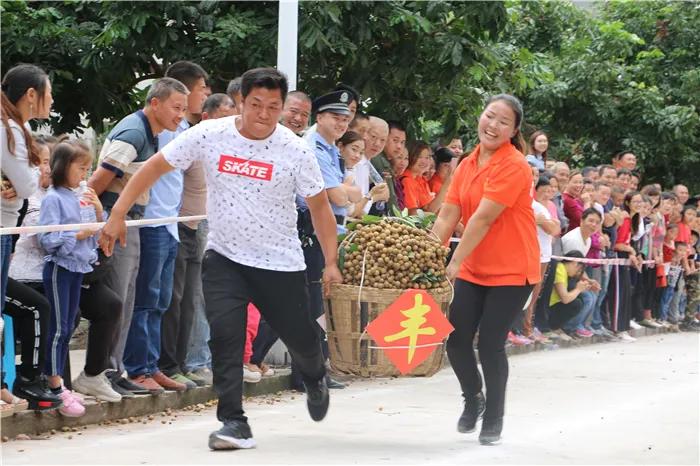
[324,283,452,377]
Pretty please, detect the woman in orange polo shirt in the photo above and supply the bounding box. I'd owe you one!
[402,141,451,214]
[432,94,540,445]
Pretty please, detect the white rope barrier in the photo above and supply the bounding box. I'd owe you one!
[0,215,207,236]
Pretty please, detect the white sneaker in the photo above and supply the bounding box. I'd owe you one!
[243,366,262,383]
[629,320,642,330]
[618,331,637,343]
[72,370,122,402]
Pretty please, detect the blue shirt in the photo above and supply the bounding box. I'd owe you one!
[98,110,159,218]
[526,154,545,171]
[143,119,189,240]
[38,186,98,274]
[297,132,346,218]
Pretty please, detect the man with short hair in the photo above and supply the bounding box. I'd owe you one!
[582,166,598,181]
[297,90,361,390]
[550,161,570,233]
[674,184,690,206]
[369,117,400,213]
[88,77,189,395]
[150,61,210,392]
[561,208,603,337]
[348,112,370,138]
[100,67,340,450]
[226,77,243,114]
[598,164,617,185]
[182,92,236,386]
[384,120,407,161]
[201,93,236,119]
[280,91,312,135]
[620,152,637,171]
[616,168,632,191]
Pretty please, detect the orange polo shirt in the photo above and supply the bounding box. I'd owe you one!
[402,173,434,210]
[446,143,540,286]
[429,174,443,194]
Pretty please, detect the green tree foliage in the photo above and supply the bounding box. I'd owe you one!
[1,0,698,188]
[505,1,699,189]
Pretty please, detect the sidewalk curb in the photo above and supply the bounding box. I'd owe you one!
[1,371,290,439]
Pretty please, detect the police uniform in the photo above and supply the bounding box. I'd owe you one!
[297,90,352,390]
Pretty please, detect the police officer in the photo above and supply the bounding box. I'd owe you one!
[297,90,363,389]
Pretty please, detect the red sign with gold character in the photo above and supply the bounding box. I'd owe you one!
[365,290,454,374]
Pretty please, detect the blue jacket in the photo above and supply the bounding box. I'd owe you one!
[38,186,97,273]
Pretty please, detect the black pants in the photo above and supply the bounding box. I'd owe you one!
[16,280,121,377]
[79,281,122,376]
[446,279,533,421]
[534,261,558,332]
[202,250,325,423]
[3,278,49,380]
[160,223,205,376]
[549,298,583,330]
[609,265,632,332]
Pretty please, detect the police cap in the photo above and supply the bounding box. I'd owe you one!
[313,91,352,116]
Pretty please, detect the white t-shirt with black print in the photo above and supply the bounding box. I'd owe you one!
[161,116,324,272]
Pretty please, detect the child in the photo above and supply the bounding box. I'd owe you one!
[38,142,103,417]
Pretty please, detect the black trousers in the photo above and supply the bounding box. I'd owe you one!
[609,265,632,332]
[79,281,122,376]
[534,261,558,332]
[446,279,533,421]
[549,298,583,330]
[160,223,205,376]
[202,250,325,423]
[3,278,49,380]
[15,280,121,377]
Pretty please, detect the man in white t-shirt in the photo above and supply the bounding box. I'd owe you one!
[561,208,602,256]
[100,68,342,451]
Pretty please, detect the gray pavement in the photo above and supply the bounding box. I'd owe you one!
[3,332,698,465]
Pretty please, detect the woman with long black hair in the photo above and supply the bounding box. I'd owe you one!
[432,94,540,445]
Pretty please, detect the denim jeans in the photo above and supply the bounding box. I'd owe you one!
[659,286,675,321]
[668,275,685,324]
[591,265,611,330]
[123,226,178,377]
[1,235,12,313]
[159,222,206,376]
[184,221,210,372]
[184,291,211,372]
[563,290,596,332]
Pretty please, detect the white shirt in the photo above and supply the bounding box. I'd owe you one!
[161,116,324,272]
[353,157,373,214]
[532,200,552,263]
[8,187,48,282]
[561,227,591,256]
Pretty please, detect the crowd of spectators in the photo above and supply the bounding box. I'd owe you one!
[1,60,698,416]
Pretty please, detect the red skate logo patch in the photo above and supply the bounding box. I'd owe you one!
[218,155,273,181]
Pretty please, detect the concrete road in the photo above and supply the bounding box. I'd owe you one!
[3,333,698,465]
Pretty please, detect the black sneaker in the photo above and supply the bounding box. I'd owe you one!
[326,375,346,390]
[12,375,62,411]
[107,371,151,395]
[479,417,503,445]
[107,376,135,398]
[457,392,485,433]
[208,420,256,450]
[304,378,329,422]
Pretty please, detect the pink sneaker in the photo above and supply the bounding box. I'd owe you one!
[575,328,593,338]
[58,390,86,417]
[508,332,533,346]
[62,387,86,406]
